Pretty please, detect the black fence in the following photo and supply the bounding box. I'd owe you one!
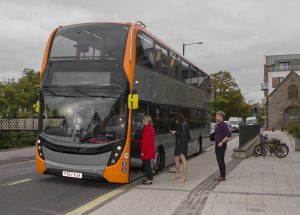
[239,124,261,149]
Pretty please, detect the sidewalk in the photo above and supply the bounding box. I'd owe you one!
[89,131,300,215]
[0,146,35,164]
[89,137,240,215]
[201,131,300,215]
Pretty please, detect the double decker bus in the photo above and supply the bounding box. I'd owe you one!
[36,21,210,183]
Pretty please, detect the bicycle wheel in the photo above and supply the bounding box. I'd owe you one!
[274,144,289,158]
[253,144,263,157]
[261,144,268,157]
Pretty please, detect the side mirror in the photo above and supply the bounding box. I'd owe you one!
[128,94,138,110]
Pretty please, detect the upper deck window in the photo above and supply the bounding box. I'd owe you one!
[181,61,190,84]
[155,44,169,75]
[50,23,129,61]
[136,33,154,69]
[169,52,181,80]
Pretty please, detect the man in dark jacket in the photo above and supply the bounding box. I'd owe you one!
[214,111,231,181]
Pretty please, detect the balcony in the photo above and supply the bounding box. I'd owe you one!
[261,82,268,91]
[269,65,300,72]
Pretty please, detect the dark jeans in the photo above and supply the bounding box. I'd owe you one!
[143,160,153,180]
[215,144,227,177]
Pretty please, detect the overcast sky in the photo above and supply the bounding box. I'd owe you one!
[0,0,299,103]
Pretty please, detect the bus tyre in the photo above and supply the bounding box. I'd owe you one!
[153,148,165,175]
[197,137,203,155]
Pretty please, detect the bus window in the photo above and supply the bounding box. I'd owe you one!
[169,52,181,80]
[198,70,207,90]
[50,23,129,61]
[136,33,154,69]
[181,61,190,84]
[155,44,169,75]
[190,67,198,87]
[149,104,169,134]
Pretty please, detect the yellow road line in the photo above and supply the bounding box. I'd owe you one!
[204,146,214,152]
[66,181,140,215]
[7,178,31,186]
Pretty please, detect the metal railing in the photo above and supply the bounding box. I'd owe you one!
[269,65,300,72]
[239,124,261,149]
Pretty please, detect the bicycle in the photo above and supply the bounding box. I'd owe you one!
[253,134,289,158]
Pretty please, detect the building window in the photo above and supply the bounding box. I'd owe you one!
[278,62,290,70]
[288,85,298,99]
[272,77,284,88]
[136,33,154,69]
[272,77,280,88]
[155,44,169,75]
[279,77,284,83]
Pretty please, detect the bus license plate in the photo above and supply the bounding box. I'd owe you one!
[62,171,82,179]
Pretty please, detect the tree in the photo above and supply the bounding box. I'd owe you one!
[210,71,251,121]
[0,69,40,119]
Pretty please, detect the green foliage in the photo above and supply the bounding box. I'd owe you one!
[0,131,36,149]
[210,71,251,121]
[0,69,40,119]
[288,122,300,138]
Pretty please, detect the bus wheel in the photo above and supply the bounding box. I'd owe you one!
[197,136,203,155]
[153,147,165,175]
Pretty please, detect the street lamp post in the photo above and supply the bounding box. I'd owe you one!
[182,42,203,56]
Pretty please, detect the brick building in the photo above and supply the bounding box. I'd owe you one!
[266,71,300,130]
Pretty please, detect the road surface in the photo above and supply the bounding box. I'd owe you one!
[0,134,237,215]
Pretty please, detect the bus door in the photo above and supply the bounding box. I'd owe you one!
[129,102,147,179]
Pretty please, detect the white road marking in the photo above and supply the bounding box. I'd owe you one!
[7,178,32,186]
[0,170,33,180]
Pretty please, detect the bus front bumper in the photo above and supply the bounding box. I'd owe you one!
[44,159,106,181]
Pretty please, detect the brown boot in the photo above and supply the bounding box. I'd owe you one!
[214,176,225,181]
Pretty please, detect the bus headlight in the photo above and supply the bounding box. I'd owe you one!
[107,142,124,166]
[37,139,45,160]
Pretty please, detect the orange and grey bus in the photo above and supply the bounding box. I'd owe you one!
[36,21,211,183]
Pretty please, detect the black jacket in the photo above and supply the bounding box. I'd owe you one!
[176,122,191,144]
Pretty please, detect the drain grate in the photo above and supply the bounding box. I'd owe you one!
[173,158,243,215]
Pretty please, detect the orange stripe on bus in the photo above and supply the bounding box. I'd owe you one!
[102,110,132,183]
[102,25,138,183]
[40,27,59,80]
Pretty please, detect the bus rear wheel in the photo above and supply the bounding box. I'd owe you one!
[153,148,165,175]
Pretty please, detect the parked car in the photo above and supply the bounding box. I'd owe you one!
[246,116,258,125]
[224,121,231,130]
[210,122,216,140]
[229,117,243,132]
